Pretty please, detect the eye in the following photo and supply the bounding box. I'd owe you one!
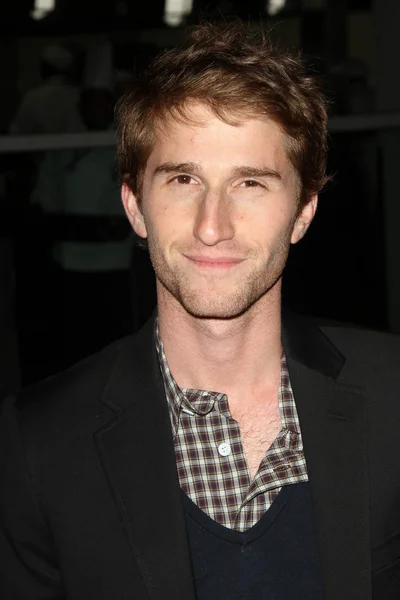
[171,174,198,185]
[239,179,263,188]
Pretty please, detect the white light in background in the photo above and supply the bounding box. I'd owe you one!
[266,0,286,16]
[31,0,55,20]
[164,0,193,27]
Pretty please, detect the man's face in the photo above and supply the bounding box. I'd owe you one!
[123,103,317,319]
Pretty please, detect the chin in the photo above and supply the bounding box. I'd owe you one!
[156,262,284,320]
[175,289,263,320]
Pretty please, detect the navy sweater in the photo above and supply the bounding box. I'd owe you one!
[183,482,325,600]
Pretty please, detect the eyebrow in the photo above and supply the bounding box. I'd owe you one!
[230,166,282,181]
[153,162,202,177]
[152,162,283,181]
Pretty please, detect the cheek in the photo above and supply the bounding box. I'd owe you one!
[148,198,195,238]
[144,205,183,249]
[235,205,293,240]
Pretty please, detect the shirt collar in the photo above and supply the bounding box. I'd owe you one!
[155,318,300,437]
[155,320,222,435]
[279,354,301,435]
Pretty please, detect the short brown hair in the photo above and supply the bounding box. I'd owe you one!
[116,22,329,205]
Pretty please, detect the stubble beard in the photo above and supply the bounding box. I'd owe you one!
[147,233,292,321]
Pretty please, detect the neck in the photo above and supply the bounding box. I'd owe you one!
[157,282,283,399]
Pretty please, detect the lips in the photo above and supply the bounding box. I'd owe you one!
[185,255,244,268]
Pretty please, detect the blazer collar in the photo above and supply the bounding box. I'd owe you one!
[100,316,162,413]
[282,310,346,380]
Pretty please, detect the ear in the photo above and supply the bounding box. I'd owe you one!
[121,181,147,239]
[291,194,318,244]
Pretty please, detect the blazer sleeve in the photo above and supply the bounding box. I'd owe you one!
[0,395,64,599]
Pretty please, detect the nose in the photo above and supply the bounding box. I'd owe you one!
[193,191,235,246]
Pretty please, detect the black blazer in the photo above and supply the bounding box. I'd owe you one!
[1,314,400,600]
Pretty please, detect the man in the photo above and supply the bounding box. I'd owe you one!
[0,22,399,600]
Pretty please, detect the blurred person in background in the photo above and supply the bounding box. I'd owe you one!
[31,41,132,369]
[9,43,80,135]
[5,44,81,384]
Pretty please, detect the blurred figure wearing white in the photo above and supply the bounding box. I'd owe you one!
[31,42,132,367]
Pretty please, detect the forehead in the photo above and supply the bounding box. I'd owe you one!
[147,103,292,172]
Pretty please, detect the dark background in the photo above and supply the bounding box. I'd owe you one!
[1,0,399,396]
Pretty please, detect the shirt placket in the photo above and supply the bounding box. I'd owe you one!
[204,395,254,527]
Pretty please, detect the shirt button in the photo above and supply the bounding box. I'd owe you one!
[218,442,231,456]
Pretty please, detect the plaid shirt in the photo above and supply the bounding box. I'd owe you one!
[155,322,308,532]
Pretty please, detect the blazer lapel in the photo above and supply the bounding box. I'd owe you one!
[95,318,196,600]
[284,315,371,600]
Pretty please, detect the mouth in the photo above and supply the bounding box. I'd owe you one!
[184,255,245,269]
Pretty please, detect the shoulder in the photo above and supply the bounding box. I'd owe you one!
[7,335,130,437]
[293,311,400,353]
[317,318,400,368]
[285,311,400,384]
[5,315,157,436]
[0,316,160,490]
[305,315,400,389]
